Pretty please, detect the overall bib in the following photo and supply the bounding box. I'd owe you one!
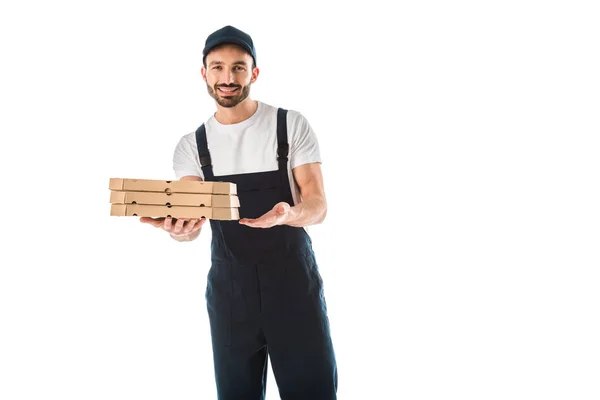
[195,108,338,400]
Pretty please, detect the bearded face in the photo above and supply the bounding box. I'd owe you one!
[206,81,251,108]
[203,44,257,108]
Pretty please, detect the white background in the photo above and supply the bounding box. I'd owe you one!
[1,1,599,399]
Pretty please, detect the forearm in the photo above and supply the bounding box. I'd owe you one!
[284,197,327,227]
[170,229,201,242]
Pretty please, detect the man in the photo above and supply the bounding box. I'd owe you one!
[140,25,338,399]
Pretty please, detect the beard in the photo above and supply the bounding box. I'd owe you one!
[207,82,251,108]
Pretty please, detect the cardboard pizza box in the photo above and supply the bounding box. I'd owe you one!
[109,178,236,195]
[110,204,239,220]
[110,191,240,208]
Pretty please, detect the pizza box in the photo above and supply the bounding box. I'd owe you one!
[110,204,239,220]
[109,191,240,207]
[109,178,236,195]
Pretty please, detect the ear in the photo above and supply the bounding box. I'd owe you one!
[251,67,260,84]
[200,66,207,81]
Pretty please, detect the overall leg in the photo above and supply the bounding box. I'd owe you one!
[261,251,338,400]
[206,261,269,400]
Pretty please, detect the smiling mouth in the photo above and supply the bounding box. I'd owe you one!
[217,87,240,95]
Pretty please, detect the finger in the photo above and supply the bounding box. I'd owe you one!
[140,217,151,224]
[246,220,265,227]
[153,219,165,228]
[183,219,198,233]
[140,217,160,227]
[194,217,208,229]
[173,218,186,233]
[275,202,290,214]
[241,219,261,228]
[245,214,278,228]
[190,219,206,233]
[164,217,173,231]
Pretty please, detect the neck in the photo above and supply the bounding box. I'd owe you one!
[214,98,258,125]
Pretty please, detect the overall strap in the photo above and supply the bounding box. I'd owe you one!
[276,108,293,203]
[194,123,215,180]
[277,108,289,170]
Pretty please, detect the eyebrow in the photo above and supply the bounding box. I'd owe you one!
[208,60,248,67]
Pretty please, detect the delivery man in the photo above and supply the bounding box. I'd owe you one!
[140,25,338,399]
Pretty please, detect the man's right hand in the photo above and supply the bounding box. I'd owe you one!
[140,216,207,239]
[139,176,206,241]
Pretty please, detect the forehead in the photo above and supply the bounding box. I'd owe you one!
[205,44,252,64]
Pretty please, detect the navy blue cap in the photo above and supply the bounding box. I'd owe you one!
[202,25,256,66]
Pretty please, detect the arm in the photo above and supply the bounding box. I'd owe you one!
[283,162,327,227]
[238,110,326,229]
[239,162,327,228]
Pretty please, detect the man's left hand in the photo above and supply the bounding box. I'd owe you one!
[239,202,291,228]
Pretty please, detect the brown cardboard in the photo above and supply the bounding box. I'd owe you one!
[110,204,239,220]
[110,191,240,207]
[109,178,236,195]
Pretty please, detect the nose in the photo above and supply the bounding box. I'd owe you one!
[222,70,235,84]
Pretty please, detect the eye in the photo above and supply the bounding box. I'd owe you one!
[212,66,222,70]
[234,66,245,71]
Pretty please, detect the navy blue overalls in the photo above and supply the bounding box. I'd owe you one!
[195,108,338,400]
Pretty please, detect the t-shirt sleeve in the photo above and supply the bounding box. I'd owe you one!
[172,134,204,180]
[288,110,322,169]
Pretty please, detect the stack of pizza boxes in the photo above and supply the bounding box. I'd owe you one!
[109,178,239,220]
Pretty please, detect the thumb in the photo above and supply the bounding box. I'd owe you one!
[140,217,162,227]
[275,202,290,214]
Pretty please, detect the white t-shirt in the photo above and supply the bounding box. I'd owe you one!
[172,101,322,206]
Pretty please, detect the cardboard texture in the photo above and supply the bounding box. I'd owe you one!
[109,178,237,195]
[110,191,240,207]
[109,177,240,220]
[111,204,239,220]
